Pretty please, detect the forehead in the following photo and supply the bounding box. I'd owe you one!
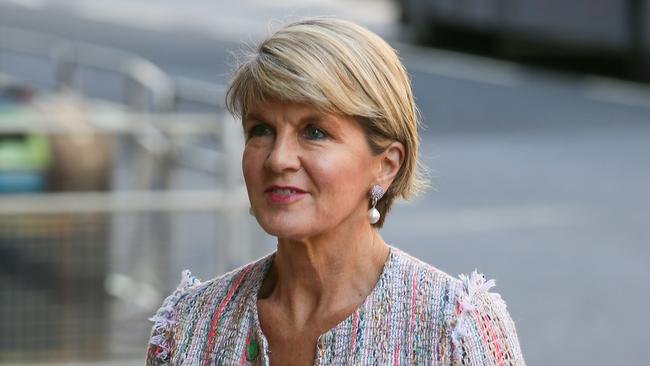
[244,99,350,128]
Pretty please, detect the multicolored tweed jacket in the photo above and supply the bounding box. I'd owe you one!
[146,246,526,365]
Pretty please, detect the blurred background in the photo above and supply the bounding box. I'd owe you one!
[0,0,648,365]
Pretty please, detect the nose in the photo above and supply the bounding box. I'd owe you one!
[264,133,301,173]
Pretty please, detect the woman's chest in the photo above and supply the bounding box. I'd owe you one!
[171,304,455,366]
[265,333,319,366]
[256,299,361,365]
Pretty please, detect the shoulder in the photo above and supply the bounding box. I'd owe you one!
[177,253,271,313]
[390,246,463,298]
[145,270,201,365]
[145,253,273,365]
[448,269,526,366]
[388,247,525,365]
[389,247,465,322]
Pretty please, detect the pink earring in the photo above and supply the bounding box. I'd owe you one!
[368,184,384,224]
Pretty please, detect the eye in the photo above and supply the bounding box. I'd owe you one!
[246,123,273,139]
[303,125,328,140]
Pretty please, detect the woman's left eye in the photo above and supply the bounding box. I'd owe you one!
[247,123,273,139]
[303,125,328,140]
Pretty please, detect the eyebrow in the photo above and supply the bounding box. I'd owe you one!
[243,112,328,126]
[243,112,265,126]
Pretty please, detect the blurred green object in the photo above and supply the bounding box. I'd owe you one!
[0,104,52,192]
[0,133,50,170]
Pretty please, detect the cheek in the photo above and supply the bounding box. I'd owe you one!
[311,151,370,204]
[242,147,262,186]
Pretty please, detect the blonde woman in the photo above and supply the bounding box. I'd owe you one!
[146,18,526,366]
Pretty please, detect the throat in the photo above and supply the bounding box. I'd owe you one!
[256,241,391,330]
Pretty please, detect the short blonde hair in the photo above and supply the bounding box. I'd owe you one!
[226,17,428,228]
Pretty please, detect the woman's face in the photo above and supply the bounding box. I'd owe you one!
[242,99,378,240]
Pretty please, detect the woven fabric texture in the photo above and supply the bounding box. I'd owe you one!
[145,246,526,365]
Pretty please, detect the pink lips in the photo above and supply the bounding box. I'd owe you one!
[264,185,307,203]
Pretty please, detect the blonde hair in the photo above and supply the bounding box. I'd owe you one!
[226,17,428,228]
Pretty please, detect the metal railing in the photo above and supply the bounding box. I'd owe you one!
[0,26,260,363]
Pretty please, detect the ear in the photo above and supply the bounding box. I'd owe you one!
[375,141,405,190]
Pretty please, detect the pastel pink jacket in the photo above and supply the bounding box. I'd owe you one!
[146,246,526,365]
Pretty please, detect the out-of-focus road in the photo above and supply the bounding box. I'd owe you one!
[1,1,649,364]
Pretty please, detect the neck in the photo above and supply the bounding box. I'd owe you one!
[259,217,390,327]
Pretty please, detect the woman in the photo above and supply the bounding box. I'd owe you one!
[146,18,526,366]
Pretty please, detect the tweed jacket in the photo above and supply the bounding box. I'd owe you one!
[146,246,526,365]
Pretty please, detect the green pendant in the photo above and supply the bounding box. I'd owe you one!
[246,338,259,361]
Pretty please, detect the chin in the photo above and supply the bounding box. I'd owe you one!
[257,214,321,241]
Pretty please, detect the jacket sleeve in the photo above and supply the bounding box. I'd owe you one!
[145,270,200,366]
[449,270,526,366]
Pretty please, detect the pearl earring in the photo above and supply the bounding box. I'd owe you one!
[367,184,384,224]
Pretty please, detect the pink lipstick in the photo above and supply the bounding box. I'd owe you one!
[264,185,307,203]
